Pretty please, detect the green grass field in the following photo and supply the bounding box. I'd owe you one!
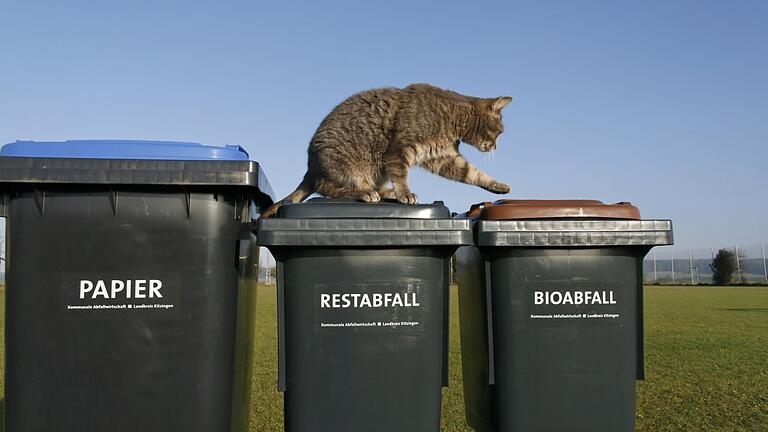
[1,285,766,431]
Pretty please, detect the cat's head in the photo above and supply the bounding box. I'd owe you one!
[463,96,513,152]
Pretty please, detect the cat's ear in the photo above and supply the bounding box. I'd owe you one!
[491,96,513,112]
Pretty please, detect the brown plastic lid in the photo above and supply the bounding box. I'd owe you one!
[468,199,640,220]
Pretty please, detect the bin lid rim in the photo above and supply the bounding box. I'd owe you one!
[0,156,276,207]
[473,219,674,247]
[275,197,452,220]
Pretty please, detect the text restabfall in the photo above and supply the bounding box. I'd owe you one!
[320,293,420,308]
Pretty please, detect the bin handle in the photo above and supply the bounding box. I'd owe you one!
[484,261,496,386]
[0,193,7,218]
[636,266,645,380]
[441,276,450,388]
[277,262,287,392]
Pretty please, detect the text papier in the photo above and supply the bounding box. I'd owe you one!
[79,279,163,299]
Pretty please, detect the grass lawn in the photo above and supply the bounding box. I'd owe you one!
[637,286,768,431]
[1,285,766,431]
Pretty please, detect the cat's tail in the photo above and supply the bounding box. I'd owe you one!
[260,171,316,218]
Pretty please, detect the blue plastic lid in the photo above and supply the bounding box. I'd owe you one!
[0,140,250,161]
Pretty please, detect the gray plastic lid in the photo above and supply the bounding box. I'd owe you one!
[276,198,451,219]
[258,198,471,247]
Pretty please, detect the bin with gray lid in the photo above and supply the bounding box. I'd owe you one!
[456,199,673,432]
[0,140,274,432]
[257,198,472,432]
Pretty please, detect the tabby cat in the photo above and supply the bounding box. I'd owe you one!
[262,83,512,217]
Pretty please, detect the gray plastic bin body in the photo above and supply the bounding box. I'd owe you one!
[257,198,472,432]
[457,201,673,432]
[0,142,273,432]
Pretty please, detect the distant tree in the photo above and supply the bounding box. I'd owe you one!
[710,249,737,285]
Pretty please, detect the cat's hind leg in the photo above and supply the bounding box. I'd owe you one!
[314,159,383,202]
[358,190,381,203]
[374,178,397,200]
[384,150,418,204]
[316,180,381,203]
[377,188,397,200]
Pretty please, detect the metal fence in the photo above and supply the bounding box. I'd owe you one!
[257,244,768,286]
[2,225,767,286]
[644,244,768,285]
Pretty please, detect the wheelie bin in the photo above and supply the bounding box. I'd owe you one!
[0,139,274,432]
[257,198,472,432]
[456,199,673,432]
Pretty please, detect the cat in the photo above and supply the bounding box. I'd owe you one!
[261,83,512,217]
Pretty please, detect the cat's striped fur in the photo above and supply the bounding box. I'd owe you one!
[262,83,512,217]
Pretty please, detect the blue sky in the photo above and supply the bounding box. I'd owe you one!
[1,0,766,250]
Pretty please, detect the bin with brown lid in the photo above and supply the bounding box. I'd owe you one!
[456,199,673,432]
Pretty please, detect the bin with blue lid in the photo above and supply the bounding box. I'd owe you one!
[0,140,274,432]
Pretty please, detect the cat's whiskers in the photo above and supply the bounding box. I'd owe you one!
[484,149,496,165]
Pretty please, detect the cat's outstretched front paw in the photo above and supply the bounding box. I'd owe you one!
[484,182,511,194]
[396,191,418,204]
